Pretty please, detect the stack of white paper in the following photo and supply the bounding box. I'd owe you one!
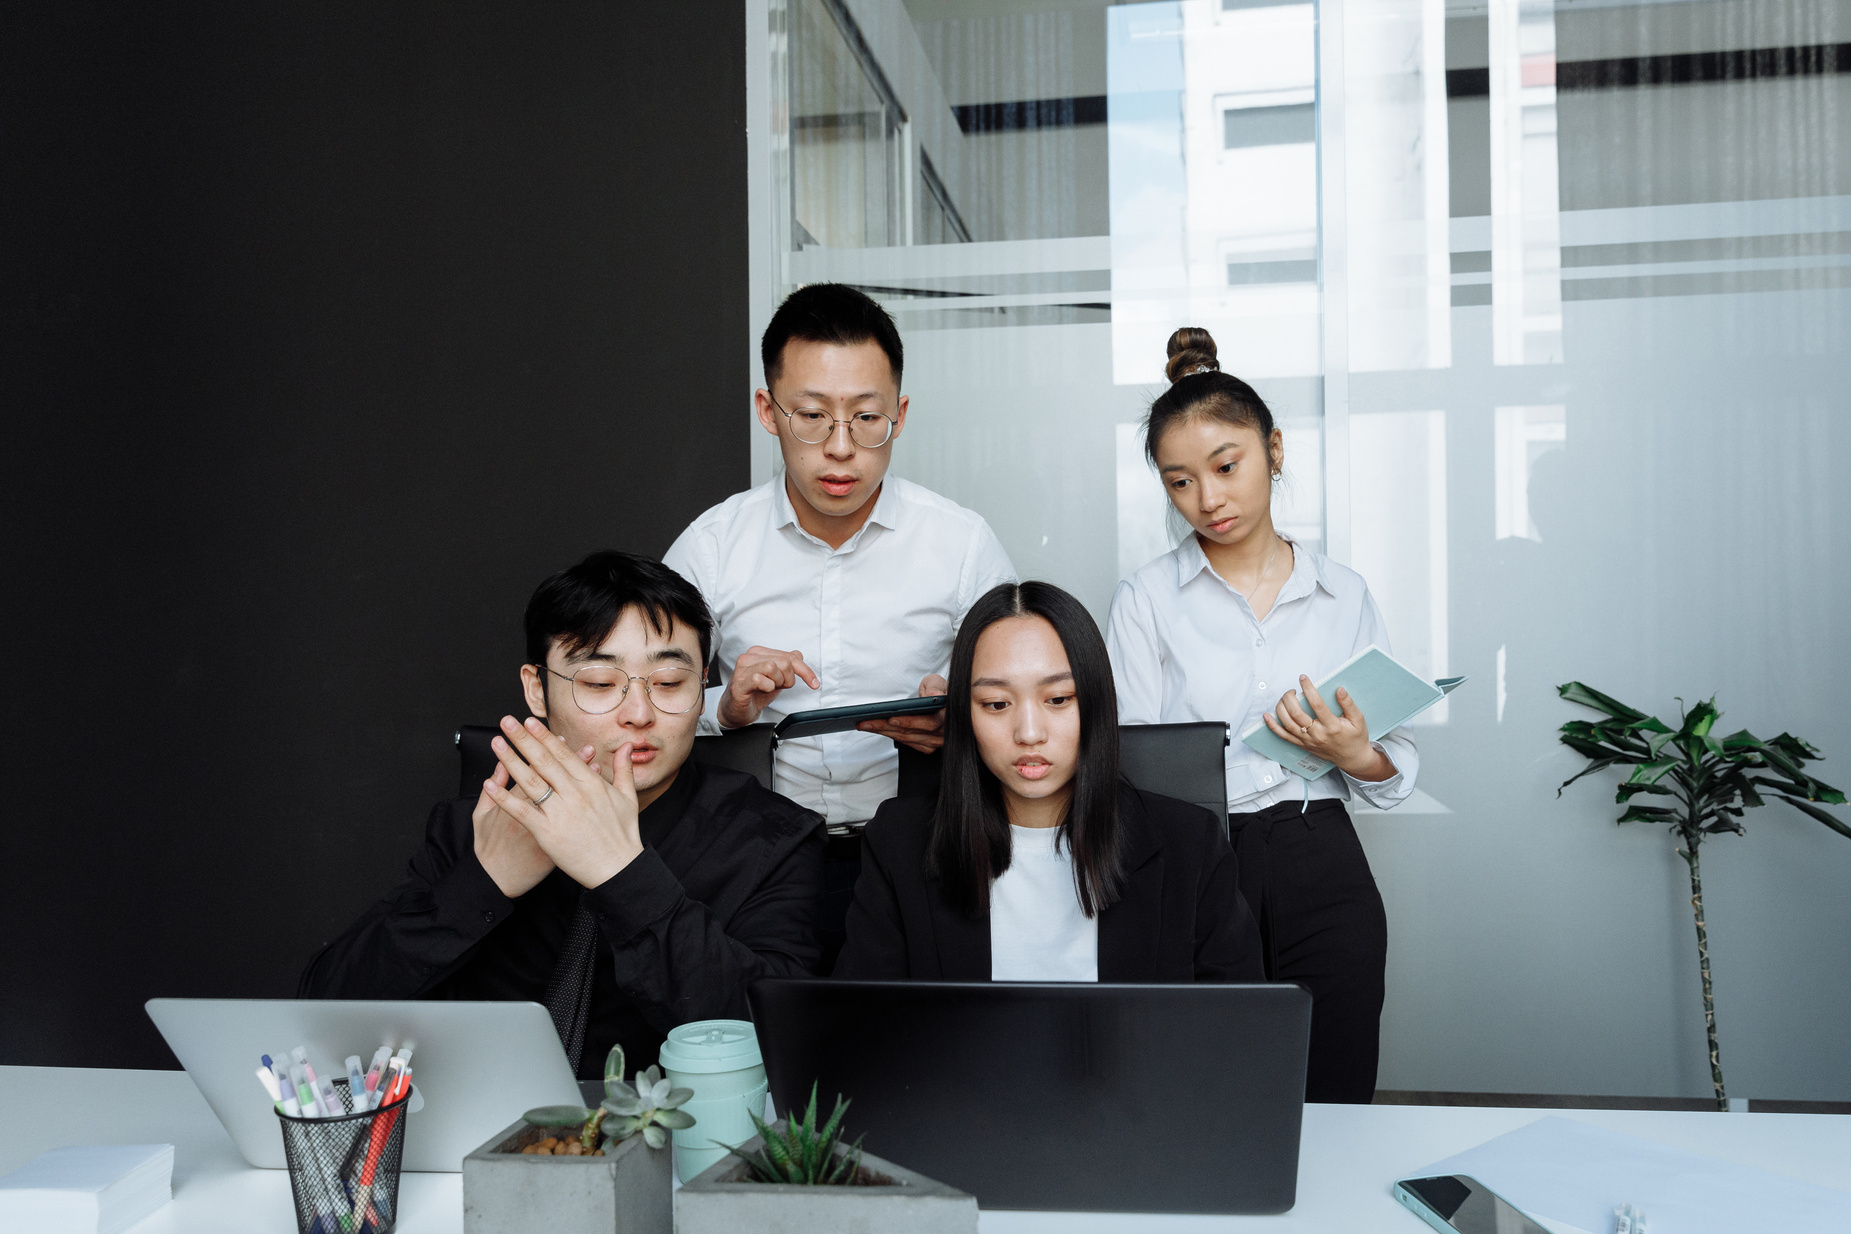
[0,1144,174,1234]
[1411,1117,1851,1233]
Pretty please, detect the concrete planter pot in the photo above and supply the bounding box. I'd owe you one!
[461,1120,671,1234]
[674,1129,977,1234]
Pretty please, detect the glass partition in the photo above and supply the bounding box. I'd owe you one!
[747,0,1851,1103]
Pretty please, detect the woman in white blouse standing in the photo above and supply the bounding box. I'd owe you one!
[1107,327,1418,1104]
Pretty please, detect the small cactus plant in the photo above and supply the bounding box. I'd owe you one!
[725,1082,864,1185]
[519,1045,695,1152]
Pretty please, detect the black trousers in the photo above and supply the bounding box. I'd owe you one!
[1229,797,1387,1104]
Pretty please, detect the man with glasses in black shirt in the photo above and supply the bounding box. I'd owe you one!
[300,551,823,1075]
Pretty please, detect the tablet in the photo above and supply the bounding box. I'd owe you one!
[774,694,947,740]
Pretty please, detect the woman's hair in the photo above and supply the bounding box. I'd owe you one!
[927,581,1126,919]
[1145,326,1280,470]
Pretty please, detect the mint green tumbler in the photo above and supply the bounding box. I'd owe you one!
[657,1019,767,1183]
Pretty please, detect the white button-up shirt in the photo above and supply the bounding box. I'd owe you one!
[1106,535,1417,813]
[663,475,1017,824]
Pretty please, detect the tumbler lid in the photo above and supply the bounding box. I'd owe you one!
[657,1019,762,1074]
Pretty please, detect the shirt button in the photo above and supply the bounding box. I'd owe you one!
[1257,682,1266,691]
[1263,775,1273,784]
[1254,637,1263,647]
[482,911,495,924]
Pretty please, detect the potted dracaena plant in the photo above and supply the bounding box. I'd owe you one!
[673,1083,977,1234]
[1555,682,1848,1111]
[460,1045,690,1234]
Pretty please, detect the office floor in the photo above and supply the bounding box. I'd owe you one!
[1376,1090,1851,1115]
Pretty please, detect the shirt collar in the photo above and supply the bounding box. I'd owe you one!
[772,475,903,543]
[1172,531,1335,600]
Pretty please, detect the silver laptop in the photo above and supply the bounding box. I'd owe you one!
[145,999,581,1173]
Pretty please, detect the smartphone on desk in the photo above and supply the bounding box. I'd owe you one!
[1395,1174,1554,1234]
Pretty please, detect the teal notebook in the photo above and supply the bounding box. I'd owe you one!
[1240,645,1466,781]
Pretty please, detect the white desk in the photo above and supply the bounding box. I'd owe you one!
[4,1066,1848,1232]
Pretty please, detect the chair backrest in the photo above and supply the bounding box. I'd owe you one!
[893,721,1230,836]
[1119,721,1230,834]
[455,723,778,797]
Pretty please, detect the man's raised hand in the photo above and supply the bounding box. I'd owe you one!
[471,742,592,899]
[482,716,646,889]
[718,645,820,729]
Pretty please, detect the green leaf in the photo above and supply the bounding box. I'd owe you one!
[1722,771,1765,808]
[1678,698,1719,740]
[1778,796,1851,841]
[1760,743,1813,784]
[603,1094,644,1117]
[604,1044,626,1084]
[1557,758,1619,797]
[1561,728,1649,759]
[1645,729,1682,760]
[1558,682,1648,721]
[642,1124,667,1150]
[1615,781,1675,801]
[816,1094,851,1149]
[655,1108,696,1130]
[760,1122,797,1177]
[1626,760,1678,786]
[1767,732,1824,761]
[524,1105,595,1127]
[664,1087,694,1108]
[1616,805,1676,824]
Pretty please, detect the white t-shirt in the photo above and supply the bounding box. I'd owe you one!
[989,825,1099,982]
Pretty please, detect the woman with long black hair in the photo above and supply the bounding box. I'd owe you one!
[834,580,1262,982]
[1107,327,1420,1103]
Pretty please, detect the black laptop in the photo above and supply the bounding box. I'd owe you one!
[747,979,1311,1214]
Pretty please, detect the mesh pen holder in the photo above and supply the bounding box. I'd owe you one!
[276,1079,411,1234]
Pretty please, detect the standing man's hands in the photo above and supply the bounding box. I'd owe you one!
[481,716,647,889]
[718,646,821,729]
[1262,675,1397,782]
[857,674,950,754]
[472,741,596,898]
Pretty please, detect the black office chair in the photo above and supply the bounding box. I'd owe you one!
[1120,722,1231,837]
[455,723,778,797]
[895,721,1231,837]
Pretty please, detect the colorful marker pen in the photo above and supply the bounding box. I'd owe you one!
[289,1048,322,1117]
[256,1064,282,1103]
[345,1056,367,1112]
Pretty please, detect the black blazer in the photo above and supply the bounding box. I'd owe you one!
[299,763,824,1071]
[834,782,1264,982]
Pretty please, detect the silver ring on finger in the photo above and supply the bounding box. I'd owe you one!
[531,786,555,807]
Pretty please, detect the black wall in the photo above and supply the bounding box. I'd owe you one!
[0,2,749,1068]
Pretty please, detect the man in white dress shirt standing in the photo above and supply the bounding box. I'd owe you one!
[663,283,1016,967]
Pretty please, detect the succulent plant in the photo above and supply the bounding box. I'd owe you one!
[518,1045,694,1152]
[600,1064,695,1150]
[725,1082,863,1186]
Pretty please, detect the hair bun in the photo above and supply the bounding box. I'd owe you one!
[1164,326,1220,384]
